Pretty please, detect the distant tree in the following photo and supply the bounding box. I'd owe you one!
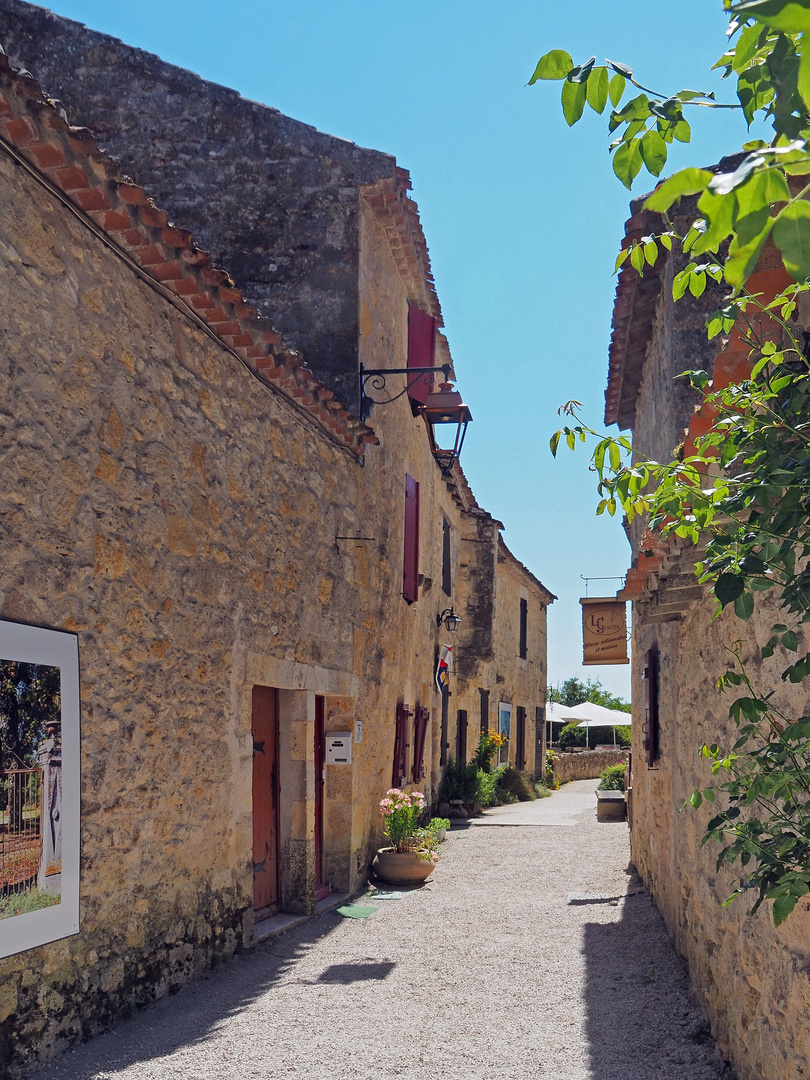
[548,675,631,713]
[0,661,61,766]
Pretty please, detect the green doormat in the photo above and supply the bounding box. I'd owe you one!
[334,904,379,918]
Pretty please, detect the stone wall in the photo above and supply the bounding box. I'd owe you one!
[0,0,397,407]
[625,235,810,1080]
[554,749,625,785]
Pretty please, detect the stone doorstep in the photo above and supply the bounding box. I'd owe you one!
[253,891,350,944]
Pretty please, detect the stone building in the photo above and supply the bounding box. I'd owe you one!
[0,4,552,1072]
[609,186,810,1080]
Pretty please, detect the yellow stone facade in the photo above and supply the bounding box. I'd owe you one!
[0,39,552,1074]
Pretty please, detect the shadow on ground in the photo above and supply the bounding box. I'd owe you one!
[27,909,368,1079]
[581,862,736,1080]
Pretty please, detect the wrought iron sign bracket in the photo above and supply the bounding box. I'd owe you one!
[359,362,451,421]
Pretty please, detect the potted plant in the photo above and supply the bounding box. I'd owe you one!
[372,788,439,885]
[428,816,451,842]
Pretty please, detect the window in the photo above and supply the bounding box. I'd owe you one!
[498,702,512,766]
[440,688,449,766]
[519,597,528,659]
[407,304,437,409]
[442,517,451,596]
[403,475,420,603]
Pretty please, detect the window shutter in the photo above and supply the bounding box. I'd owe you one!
[440,688,449,766]
[442,517,451,596]
[515,706,526,771]
[456,709,468,763]
[407,305,437,408]
[403,475,420,603]
[393,703,412,787]
[519,598,528,659]
[412,706,430,783]
[479,688,490,735]
[642,648,659,767]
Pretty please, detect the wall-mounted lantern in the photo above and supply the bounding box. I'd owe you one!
[418,382,472,475]
[358,364,472,473]
[437,607,462,632]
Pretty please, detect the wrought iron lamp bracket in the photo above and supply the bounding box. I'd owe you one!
[359,363,451,421]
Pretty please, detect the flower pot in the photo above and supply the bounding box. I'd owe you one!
[372,847,436,885]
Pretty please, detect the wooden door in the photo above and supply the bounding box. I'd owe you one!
[314,696,329,901]
[252,686,280,916]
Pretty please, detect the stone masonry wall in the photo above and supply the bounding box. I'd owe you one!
[0,0,396,407]
[554,749,625,785]
[627,261,810,1080]
[0,136,460,1073]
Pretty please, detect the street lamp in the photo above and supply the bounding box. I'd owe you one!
[437,608,462,632]
[418,382,472,474]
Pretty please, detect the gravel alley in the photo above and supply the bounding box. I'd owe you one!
[28,779,735,1080]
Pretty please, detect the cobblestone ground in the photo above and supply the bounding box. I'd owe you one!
[28,779,735,1080]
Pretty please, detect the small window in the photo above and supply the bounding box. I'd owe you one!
[442,517,451,596]
[393,703,412,787]
[643,647,660,767]
[412,706,430,783]
[403,475,420,603]
[519,597,528,659]
[440,688,449,766]
[456,709,468,763]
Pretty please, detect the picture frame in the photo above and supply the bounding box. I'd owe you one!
[0,621,80,958]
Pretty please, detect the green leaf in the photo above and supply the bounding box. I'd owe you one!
[734,592,755,620]
[549,431,561,457]
[630,244,645,274]
[529,49,574,83]
[640,130,668,176]
[688,270,707,298]
[561,77,587,126]
[609,72,626,107]
[773,891,797,926]
[725,219,774,291]
[716,573,745,607]
[732,1,810,33]
[586,66,609,113]
[690,790,703,808]
[773,201,810,281]
[644,167,713,212]
[783,629,799,651]
[613,139,643,189]
[673,118,692,143]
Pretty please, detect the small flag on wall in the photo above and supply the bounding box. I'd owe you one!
[435,644,453,692]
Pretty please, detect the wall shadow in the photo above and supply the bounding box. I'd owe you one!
[27,909,372,1079]
[580,865,736,1080]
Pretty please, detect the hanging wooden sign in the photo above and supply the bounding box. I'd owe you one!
[580,597,629,666]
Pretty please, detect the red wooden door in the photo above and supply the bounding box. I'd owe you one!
[252,686,280,915]
[314,696,329,901]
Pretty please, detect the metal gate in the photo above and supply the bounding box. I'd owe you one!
[0,765,43,895]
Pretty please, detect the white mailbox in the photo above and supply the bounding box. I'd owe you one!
[325,731,352,765]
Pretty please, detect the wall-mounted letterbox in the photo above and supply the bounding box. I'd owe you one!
[325,731,352,765]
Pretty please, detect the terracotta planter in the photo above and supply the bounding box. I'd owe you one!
[372,847,436,885]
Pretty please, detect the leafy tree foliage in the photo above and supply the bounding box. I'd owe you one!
[536,0,810,924]
[0,661,60,766]
[548,675,631,712]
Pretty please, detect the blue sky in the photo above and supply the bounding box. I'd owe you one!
[23,1,750,698]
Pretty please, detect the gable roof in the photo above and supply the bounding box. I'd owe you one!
[0,45,379,459]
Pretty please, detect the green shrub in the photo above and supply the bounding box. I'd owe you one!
[558,722,587,749]
[494,785,519,804]
[475,768,499,807]
[533,782,553,798]
[498,765,536,802]
[438,757,480,805]
[615,725,632,749]
[545,748,560,789]
[598,763,627,791]
[428,817,451,832]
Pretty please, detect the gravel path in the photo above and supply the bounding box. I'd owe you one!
[29,779,735,1080]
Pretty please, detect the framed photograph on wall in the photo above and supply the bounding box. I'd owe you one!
[498,702,512,766]
[0,621,80,959]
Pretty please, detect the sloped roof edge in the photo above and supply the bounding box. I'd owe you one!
[0,47,379,458]
[497,534,556,605]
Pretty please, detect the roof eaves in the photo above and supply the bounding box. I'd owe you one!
[0,49,379,458]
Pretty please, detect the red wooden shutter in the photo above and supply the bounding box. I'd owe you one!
[407,305,437,407]
[393,703,412,787]
[642,648,659,767]
[403,475,420,602]
[412,706,430,783]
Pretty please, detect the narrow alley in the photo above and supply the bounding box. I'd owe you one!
[29,780,734,1080]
